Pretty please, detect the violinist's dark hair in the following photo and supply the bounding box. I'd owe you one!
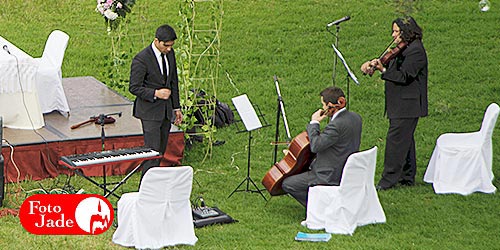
[320,86,345,105]
[394,16,423,43]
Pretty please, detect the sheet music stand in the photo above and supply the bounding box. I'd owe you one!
[228,94,270,201]
[331,43,360,109]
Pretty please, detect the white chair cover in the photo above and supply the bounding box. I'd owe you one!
[424,103,500,195]
[34,30,70,115]
[112,166,198,249]
[304,146,386,235]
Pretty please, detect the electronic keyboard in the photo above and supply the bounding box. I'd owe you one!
[59,146,162,168]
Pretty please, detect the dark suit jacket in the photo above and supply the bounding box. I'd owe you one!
[129,44,180,121]
[306,109,362,186]
[382,39,428,119]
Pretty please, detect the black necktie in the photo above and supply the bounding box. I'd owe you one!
[161,53,168,83]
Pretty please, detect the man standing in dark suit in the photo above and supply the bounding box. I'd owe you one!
[361,16,428,190]
[282,86,362,207]
[129,24,183,179]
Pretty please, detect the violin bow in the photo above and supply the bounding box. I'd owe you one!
[378,37,397,58]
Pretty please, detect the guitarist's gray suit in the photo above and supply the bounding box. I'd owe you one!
[282,108,362,207]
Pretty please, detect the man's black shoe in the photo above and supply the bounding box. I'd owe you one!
[399,180,415,187]
[376,185,392,191]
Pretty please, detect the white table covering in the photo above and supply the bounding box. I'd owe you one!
[0,36,44,129]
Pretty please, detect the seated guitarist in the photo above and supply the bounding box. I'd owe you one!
[282,86,362,207]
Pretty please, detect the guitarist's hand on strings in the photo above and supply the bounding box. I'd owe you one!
[311,96,345,123]
[311,109,328,123]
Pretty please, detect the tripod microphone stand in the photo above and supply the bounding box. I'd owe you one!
[327,25,341,86]
[97,112,122,196]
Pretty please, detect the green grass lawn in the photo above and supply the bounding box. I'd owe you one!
[1,0,500,249]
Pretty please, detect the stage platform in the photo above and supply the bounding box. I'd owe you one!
[1,76,184,183]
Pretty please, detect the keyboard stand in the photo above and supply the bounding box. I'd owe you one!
[59,146,162,199]
[104,163,143,198]
[68,166,120,198]
[62,162,145,199]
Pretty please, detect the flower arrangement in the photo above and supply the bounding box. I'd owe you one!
[95,0,136,32]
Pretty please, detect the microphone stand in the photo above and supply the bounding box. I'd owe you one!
[327,24,341,86]
[97,112,122,150]
[97,112,122,196]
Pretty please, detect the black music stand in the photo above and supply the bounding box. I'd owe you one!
[228,94,270,201]
[331,43,360,109]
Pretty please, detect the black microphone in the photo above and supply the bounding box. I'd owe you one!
[326,16,351,27]
[2,45,11,54]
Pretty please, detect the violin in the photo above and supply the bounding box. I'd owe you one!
[70,115,116,129]
[365,40,408,76]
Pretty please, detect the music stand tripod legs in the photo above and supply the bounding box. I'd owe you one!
[228,131,267,201]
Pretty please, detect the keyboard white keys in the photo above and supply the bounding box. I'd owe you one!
[59,147,161,168]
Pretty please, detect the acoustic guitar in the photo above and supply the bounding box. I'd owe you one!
[261,131,315,196]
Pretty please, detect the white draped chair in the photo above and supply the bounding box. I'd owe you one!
[303,146,386,235]
[34,30,70,115]
[424,103,500,195]
[112,166,198,249]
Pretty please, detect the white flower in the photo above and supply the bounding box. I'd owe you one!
[104,9,119,20]
[96,4,105,15]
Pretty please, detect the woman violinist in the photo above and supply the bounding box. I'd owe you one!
[281,86,362,207]
[360,16,428,190]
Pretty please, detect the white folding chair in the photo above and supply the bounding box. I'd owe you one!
[34,30,70,115]
[304,146,386,235]
[424,103,500,195]
[112,166,198,249]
